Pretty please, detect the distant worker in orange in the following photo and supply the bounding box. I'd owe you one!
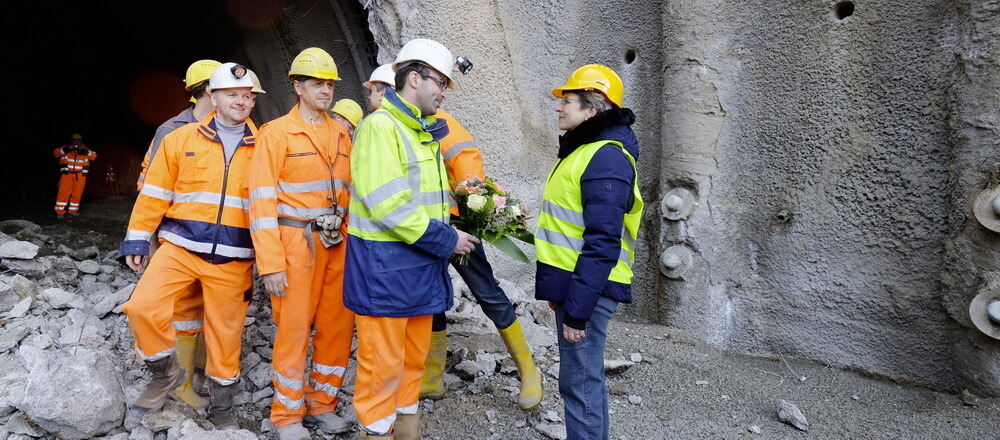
[53,133,97,218]
[249,47,354,440]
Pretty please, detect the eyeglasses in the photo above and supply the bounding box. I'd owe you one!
[418,72,448,91]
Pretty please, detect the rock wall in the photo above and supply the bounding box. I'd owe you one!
[357,0,1000,390]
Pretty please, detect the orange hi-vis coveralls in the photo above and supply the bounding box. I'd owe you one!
[120,112,257,385]
[437,110,485,189]
[135,107,220,338]
[53,145,97,215]
[248,105,355,427]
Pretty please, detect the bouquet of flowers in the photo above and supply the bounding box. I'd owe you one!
[451,177,533,264]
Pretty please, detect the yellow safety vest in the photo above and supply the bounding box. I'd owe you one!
[535,140,644,284]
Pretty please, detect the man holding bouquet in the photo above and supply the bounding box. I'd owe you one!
[345,38,479,439]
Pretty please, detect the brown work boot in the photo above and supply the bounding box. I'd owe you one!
[393,412,420,440]
[207,381,239,430]
[124,354,186,429]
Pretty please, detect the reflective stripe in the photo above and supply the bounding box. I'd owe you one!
[208,372,239,386]
[274,390,305,409]
[158,230,254,259]
[443,140,477,161]
[250,186,276,201]
[397,403,419,415]
[172,320,203,331]
[541,200,584,227]
[360,177,408,208]
[278,179,330,193]
[273,369,304,390]
[361,413,395,435]
[174,192,249,210]
[619,248,633,266]
[309,378,339,397]
[311,362,346,377]
[535,227,584,253]
[414,190,449,206]
[136,345,174,361]
[251,217,279,232]
[375,203,416,230]
[140,184,175,202]
[278,204,335,220]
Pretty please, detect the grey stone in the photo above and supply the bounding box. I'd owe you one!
[77,259,101,274]
[246,362,272,389]
[90,284,135,317]
[57,244,75,255]
[240,351,262,372]
[541,410,560,422]
[534,423,567,440]
[71,245,100,261]
[604,359,634,375]
[17,348,125,439]
[4,275,35,298]
[174,419,256,439]
[4,412,44,437]
[251,387,273,403]
[628,395,642,405]
[4,297,32,319]
[630,353,643,363]
[0,321,32,354]
[454,359,483,380]
[748,425,762,434]
[39,287,86,309]
[0,240,38,260]
[1,258,51,277]
[475,352,498,376]
[58,309,109,346]
[140,400,198,433]
[129,425,154,440]
[776,399,809,431]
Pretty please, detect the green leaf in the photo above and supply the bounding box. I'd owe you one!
[486,235,531,264]
[510,230,535,245]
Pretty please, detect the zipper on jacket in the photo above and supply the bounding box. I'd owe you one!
[209,148,235,259]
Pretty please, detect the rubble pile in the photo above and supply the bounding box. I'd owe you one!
[0,219,570,439]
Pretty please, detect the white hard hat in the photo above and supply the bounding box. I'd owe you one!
[208,62,255,91]
[363,64,395,88]
[392,39,459,90]
[248,70,267,94]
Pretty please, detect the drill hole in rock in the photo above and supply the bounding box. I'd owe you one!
[834,1,855,20]
[624,49,637,64]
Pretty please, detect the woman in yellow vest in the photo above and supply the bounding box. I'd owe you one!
[534,64,644,440]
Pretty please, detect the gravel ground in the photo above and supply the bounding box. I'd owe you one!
[4,199,999,439]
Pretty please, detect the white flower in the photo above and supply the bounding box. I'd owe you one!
[467,194,488,212]
[508,205,521,217]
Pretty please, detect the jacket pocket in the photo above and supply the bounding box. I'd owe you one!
[368,240,444,311]
[177,149,210,189]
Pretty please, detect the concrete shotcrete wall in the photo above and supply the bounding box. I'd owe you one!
[357,0,998,391]
[946,0,1000,395]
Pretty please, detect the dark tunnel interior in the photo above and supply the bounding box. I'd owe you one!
[0,0,377,209]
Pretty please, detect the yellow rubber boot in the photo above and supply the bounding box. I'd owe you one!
[419,330,448,399]
[499,319,542,409]
[171,335,209,409]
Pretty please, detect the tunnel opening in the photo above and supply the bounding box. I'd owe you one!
[834,1,855,20]
[0,0,377,213]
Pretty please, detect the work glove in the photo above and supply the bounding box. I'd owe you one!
[315,214,343,248]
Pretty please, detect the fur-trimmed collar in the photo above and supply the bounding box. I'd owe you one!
[557,108,637,158]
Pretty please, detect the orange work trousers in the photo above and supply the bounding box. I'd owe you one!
[269,226,356,427]
[149,239,205,337]
[353,314,432,435]
[54,173,86,214]
[123,241,253,384]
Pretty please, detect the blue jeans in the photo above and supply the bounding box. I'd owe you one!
[556,295,618,440]
[433,242,517,331]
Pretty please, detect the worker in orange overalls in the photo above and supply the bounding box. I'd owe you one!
[119,62,259,431]
[330,98,363,137]
[248,47,354,440]
[53,133,97,218]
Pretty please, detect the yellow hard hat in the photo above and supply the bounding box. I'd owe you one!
[288,47,341,81]
[70,133,83,140]
[184,59,222,91]
[248,70,267,94]
[551,64,624,108]
[331,99,363,127]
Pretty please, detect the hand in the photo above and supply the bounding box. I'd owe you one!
[452,227,480,255]
[548,301,557,311]
[563,324,586,343]
[125,254,146,272]
[263,272,288,297]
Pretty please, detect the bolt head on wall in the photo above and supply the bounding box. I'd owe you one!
[660,245,694,279]
[970,289,1000,340]
[973,188,1000,232]
[660,188,698,221]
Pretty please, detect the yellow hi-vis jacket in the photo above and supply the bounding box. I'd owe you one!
[343,91,457,317]
[535,140,644,284]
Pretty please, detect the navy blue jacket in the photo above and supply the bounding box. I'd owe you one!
[535,108,639,330]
